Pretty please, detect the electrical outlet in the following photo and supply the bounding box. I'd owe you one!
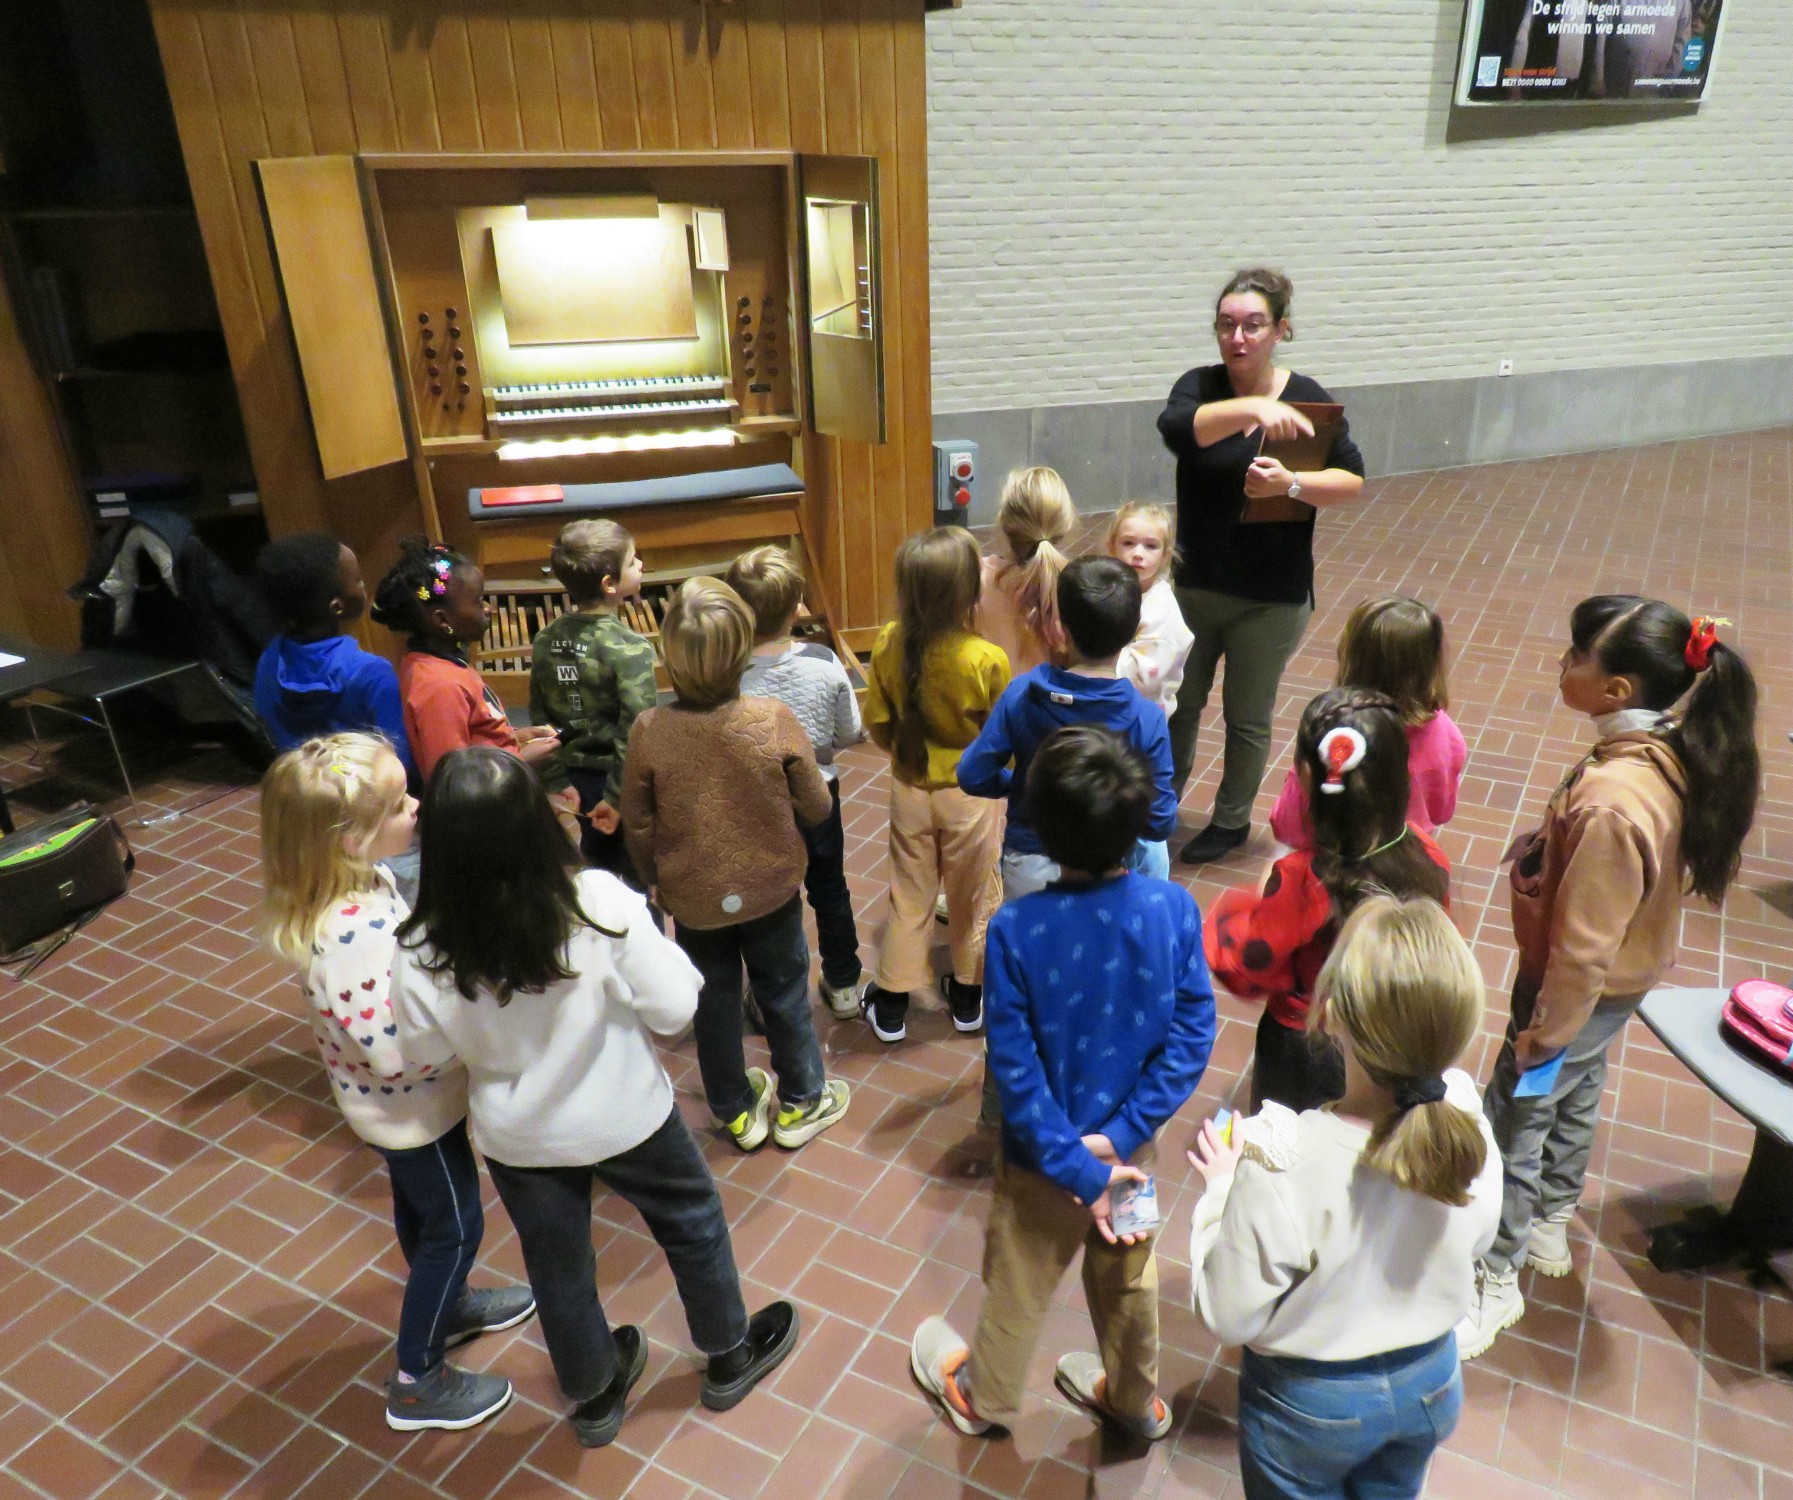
[1498,358,1515,377]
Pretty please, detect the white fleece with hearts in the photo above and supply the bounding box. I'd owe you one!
[297,868,468,1151]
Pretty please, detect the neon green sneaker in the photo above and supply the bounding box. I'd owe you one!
[719,1067,772,1152]
[772,1080,850,1149]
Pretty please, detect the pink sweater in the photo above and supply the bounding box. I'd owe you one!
[1269,711,1467,851]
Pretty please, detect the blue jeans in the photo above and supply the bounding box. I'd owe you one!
[375,1119,484,1377]
[484,1107,748,1402]
[1239,1333,1460,1500]
[1128,840,1170,880]
[677,895,825,1120]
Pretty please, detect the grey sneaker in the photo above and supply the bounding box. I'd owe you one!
[772,1080,850,1148]
[384,1361,513,1431]
[444,1285,537,1348]
[822,979,861,1020]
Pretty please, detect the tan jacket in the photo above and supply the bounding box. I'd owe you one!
[621,696,832,930]
[1510,732,1686,1051]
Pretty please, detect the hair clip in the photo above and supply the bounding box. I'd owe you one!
[1685,615,1731,672]
[1316,726,1367,795]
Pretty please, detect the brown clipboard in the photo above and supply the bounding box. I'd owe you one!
[1240,402,1343,524]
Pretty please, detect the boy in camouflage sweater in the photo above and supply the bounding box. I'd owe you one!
[530,520,659,880]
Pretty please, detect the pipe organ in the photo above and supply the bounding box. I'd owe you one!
[255,151,885,700]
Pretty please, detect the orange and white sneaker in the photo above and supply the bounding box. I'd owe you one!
[910,1316,994,1436]
[1054,1353,1173,1441]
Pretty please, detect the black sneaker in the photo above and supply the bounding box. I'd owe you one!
[384,1361,513,1431]
[945,979,983,1034]
[702,1301,799,1412]
[1178,822,1250,865]
[859,981,909,1043]
[444,1285,537,1349]
[571,1325,648,1448]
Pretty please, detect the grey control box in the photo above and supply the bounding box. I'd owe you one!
[932,439,978,526]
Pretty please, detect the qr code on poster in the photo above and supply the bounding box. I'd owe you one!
[1476,54,1501,87]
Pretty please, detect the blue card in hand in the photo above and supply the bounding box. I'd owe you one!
[1514,1049,1566,1098]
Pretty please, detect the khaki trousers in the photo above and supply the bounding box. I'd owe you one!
[966,1155,1160,1429]
[875,779,1004,993]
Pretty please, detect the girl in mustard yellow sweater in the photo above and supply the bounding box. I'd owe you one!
[858,528,1012,1042]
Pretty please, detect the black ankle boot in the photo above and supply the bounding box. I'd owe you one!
[571,1325,647,1447]
[1179,821,1250,865]
[702,1301,799,1411]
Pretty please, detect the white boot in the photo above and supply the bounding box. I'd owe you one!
[1456,1261,1524,1360]
[1526,1207,1575,1278]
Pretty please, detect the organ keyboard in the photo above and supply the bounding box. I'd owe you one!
[486,376,738,439]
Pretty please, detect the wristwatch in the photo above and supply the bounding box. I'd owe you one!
[1287,477,1303,501]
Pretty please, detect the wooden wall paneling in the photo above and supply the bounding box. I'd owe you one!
[426,16,485,152]
[819,4,860,157]
[507,14,565,151]
[0,252,89,649]
[589,14,642,151]
[465,13,525,152]
[893,0,934,583]
[380,12,442,151]
[150,8,327,536]
[708,7,756,151]
[546,17,603,151]
[241,14,315,158]
[627,2,680,150]
[665,8,718,150]
[289,14,360,155]
[783,0,825,153]
[860,0,907,625]
[334,14,401,150]
[744,0,793,150]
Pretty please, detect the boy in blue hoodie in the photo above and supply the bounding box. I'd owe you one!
[253,533,417,784]
[911,725,1213,1443]
[943,555,1180,1123]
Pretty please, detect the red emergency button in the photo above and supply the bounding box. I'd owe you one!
[953,459,972,479]
[954,486,970,507]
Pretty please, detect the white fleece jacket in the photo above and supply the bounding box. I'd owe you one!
[389,870,702,1167]
[1188,1069,1501,1360]
[1119,577,1195,718]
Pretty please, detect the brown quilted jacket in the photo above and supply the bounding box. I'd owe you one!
[621,696,832,930]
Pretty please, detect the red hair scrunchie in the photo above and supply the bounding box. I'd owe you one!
[1685,616,1728,672]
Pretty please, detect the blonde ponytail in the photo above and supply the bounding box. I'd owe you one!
[995,467,1077,649]
[1312,896,1487,1206]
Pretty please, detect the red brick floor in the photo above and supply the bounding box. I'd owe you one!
[3,427,1793,1499]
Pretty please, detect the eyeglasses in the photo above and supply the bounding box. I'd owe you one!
[1214,318,1275,338]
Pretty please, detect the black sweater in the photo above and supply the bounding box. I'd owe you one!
[1157,364,1365,606]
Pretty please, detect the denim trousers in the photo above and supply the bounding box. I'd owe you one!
[483,1107,748,1403]
[1482,976,1645,1271]
[1238,1332,1461,1500]
[374,1119,484,1377]
[677,895,825,1121]
[802,779,863,991]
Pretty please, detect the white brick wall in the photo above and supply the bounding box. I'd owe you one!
[925,1,1793,413]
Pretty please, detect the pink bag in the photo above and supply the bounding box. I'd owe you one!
[1721,980,1793,1073]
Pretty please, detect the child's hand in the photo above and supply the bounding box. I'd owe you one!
[1081,1132,1119,1165]
[1087,1164,1150,1246]
[1514,1030,1546,1074]
[1186,1118,1242,1187]
[588,800,621,835]
[517,730,562,764]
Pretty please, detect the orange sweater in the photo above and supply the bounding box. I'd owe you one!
[398,651,520,784]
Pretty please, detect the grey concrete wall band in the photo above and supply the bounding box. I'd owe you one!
[934,354,1793,527]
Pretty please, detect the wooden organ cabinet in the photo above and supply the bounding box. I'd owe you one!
[255,151,886,701]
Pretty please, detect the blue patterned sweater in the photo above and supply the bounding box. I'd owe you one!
[986,872,1216,1205]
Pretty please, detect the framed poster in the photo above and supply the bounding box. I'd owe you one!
[1456,0,1724,104]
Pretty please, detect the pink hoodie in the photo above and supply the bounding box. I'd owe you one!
[1269,711,1467,850]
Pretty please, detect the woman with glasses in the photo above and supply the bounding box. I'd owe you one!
[1157,267,1366,865]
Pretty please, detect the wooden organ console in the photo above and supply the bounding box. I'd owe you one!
[254,151,886,702]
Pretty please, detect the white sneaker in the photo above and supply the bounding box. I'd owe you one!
[1526,1208,1575,1278]
[1455,1262,1524,1360]
[911,1316,993,1436]
[935,892,950,923]
[821,979,860,1019]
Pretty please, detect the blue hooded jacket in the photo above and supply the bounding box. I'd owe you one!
[957,665,1177,856]
[253,634,417,783]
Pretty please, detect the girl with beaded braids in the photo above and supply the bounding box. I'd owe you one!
[370,538,561,785]
[1205,689,1451,1112]
[1189,897,1499,1500]
[1458,598,1759,1360]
